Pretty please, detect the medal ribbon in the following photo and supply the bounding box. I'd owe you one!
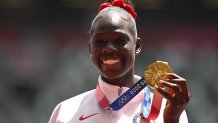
[96,77,146,111]
[96,77,163,121]
[142,89,163,120]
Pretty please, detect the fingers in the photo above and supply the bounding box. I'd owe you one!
[156,86,174,102]
[157,73,191,105]
[165,73,191,102]
[160,80,182,94]
[157,85,187,106]
[166,73,182,80]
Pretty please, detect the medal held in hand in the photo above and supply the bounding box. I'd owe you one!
[144,61,173,89]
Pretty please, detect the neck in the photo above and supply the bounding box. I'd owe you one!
[101,70,136,87]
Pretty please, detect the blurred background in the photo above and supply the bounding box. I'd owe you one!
[0,0,218,123]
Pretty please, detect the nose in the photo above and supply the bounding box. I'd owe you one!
[103,42,117,54]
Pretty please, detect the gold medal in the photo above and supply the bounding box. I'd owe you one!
[144,61,173,89]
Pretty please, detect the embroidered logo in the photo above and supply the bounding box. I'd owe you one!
[133,113,150,123]
[79,113,98,121]
[118,95,130,106]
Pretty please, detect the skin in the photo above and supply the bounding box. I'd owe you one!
[89,8,191,123]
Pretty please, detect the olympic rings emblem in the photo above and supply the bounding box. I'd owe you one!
[118,95,130,106]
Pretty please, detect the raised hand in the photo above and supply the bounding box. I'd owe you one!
[156,73,191,123]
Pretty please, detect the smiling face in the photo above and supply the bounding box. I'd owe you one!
[89,8,141,84]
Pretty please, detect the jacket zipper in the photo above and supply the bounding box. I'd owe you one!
[110,111,116,123]
[111,87,123,123]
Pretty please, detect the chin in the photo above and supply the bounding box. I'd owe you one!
[101,70,126,80]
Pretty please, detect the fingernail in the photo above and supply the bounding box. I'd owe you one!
[159,80,164,83]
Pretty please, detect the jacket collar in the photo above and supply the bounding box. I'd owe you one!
[97,75,144,104]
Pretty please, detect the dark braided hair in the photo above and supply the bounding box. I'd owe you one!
[106,0,136,10]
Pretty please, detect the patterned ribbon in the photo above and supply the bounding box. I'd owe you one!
[96,77,146,111]
[142,89,163,120]
[95,77,163,121]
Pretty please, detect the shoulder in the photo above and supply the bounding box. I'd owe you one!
[48,89,96,123]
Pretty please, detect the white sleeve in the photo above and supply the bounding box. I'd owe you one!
[179,110,189,123]
[48,103,62,123]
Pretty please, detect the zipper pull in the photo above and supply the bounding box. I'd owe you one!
[118,87,123,96]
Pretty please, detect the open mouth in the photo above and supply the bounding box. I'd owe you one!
[102,59,121,65]
[99,56,123,72]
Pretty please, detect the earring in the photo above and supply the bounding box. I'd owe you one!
[135,49,141,55]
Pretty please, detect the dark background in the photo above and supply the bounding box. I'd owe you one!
[0,0,218,123]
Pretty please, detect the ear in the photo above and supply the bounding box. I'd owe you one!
[88,40,92,56]
[135,37,142,55]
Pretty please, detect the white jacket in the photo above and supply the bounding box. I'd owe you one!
[49,76,188,123]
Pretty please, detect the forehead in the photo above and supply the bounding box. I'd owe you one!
[91,12,134,37]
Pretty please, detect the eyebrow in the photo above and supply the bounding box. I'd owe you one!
[93,30,129,37]
[92,32,130,42]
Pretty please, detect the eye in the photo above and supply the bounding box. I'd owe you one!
[93,40,106,47]
[115,38,127,46]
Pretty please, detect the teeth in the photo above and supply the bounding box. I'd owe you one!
[103,59,120,65]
